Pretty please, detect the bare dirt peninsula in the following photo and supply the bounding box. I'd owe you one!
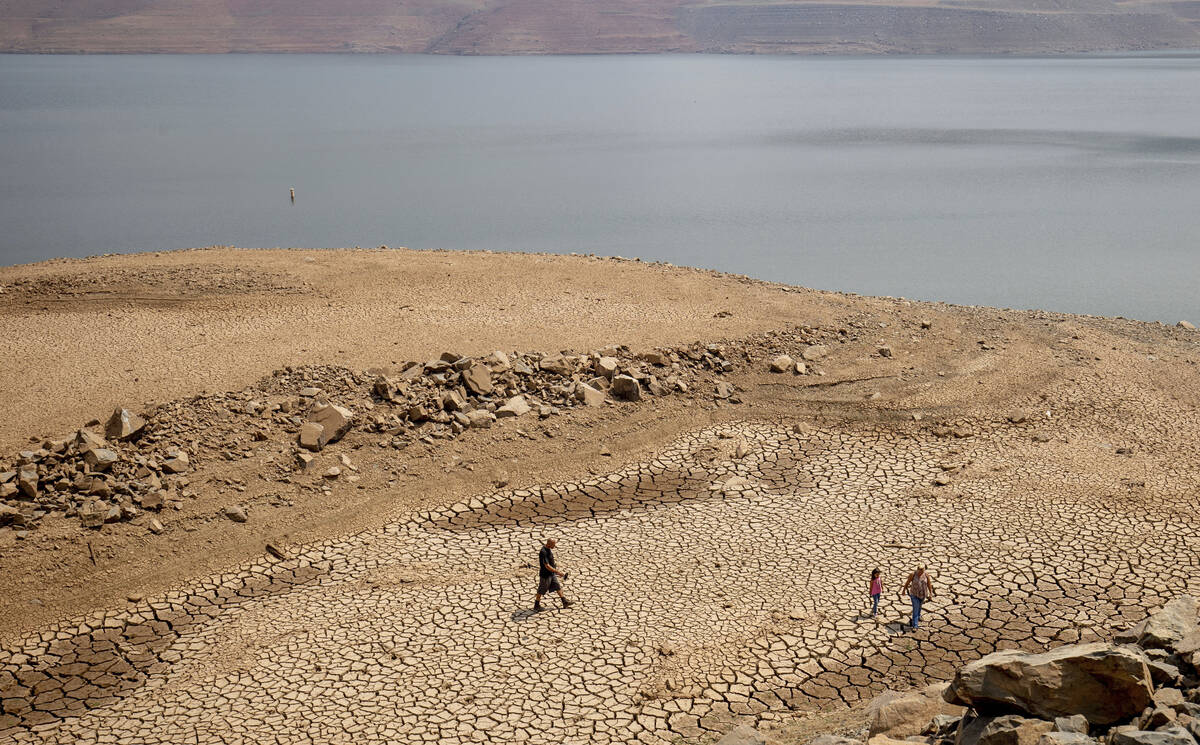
[2,0,1199,54]
[2,247,1200,744]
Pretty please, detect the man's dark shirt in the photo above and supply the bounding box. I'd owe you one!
[539,546,555,578]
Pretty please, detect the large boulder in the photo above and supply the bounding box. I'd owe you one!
[869,683,964,738]
[1139,596,1200,652]
[105,408,146,441]
[944,643,1153,725]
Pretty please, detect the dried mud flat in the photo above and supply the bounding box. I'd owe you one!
[2,247,1199,744]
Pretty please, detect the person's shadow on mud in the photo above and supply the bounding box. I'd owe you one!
[510,609,540,622]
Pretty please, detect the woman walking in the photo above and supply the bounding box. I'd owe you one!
[900,566,935,630]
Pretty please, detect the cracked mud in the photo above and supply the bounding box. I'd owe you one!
[5,400,1198,744]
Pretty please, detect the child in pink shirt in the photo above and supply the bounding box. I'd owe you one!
[870,568,883,619]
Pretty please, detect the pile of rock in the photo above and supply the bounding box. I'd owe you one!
[0,408,191,531]
[812,596,1200,745]
[350,345,736,449]
[0,342,748,532]
[1,326,857,533]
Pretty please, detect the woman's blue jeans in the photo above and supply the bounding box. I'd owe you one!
[909,595,923,629]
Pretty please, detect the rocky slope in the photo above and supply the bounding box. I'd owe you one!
[2,0,1199,54]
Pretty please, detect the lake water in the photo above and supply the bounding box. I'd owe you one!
[2,53,1199,322]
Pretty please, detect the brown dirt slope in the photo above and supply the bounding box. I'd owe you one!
[2,0,1198,53]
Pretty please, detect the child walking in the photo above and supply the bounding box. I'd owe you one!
[869,568,883,619]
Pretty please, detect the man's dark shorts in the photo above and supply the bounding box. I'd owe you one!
[537,574,561,594]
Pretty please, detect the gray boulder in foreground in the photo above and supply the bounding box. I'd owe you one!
[944,642,1153,725]
[1138,596,1200,652]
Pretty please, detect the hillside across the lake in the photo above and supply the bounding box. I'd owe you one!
[2,0,1200,54]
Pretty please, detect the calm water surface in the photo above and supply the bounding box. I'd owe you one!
[2,54,1199,321]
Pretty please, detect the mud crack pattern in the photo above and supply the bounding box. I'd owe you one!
[3,416,1198,744]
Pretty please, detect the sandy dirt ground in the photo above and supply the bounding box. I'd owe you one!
[1,248,1199,743]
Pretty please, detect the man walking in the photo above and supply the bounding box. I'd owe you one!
[534,538,572,612]
[900,566,935,630]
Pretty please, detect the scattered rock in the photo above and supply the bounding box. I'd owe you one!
[812,737,863,745]
[105,408,146,441]
[298,422,326,452]
[576,383,607,407]
[639,350,670,366]
[1110,727,1197,745]
[496,395,532,418]
[16,464,38,498]
[461,363,494,396]
[716,724,767,745]
[78,501,107,529]
[1178,321,1196,330]
[467,410,495,429]
[74,429,108,453]
[802,344,830,361]
[162,449,190,474]
[1038,733,1095,745]
[222,505,248,523]
[959,714,1054,745]
[309,403,353,445]
[611,375,642,402]
[539,354,573,376]
[147,518,165,534]
[0,504,20,525]
[595,357,619,379]
[878,345,893,358]
[769,354,795,373]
